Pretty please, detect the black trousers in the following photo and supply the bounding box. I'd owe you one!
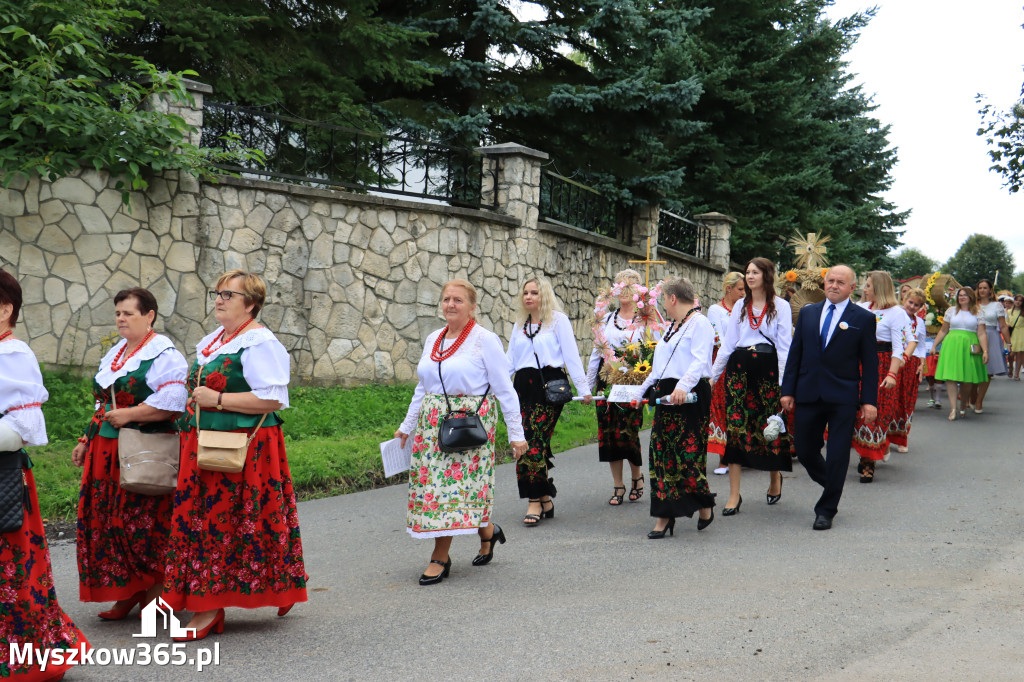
[793,401,859,518]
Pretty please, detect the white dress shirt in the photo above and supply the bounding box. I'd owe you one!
[819,297,850,348]
[638,314,715,396]
[506,311,590,395]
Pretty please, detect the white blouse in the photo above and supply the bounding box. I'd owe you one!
[979,301,1005,327]
[0,339,48,446]
[711,297,793,386]
[586,312,663,390]
[194,327,291,408]
[859,303,911,357]
[946,308,982,332]
[707,303,732,348]
[95,334,189,412]
[506,311,590,395]
[638,314,715,397]
[400,323,525,441]
[910,316,928,359]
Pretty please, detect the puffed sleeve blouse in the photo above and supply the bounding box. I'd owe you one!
[0,339,48,446]
[94,334,189,412]
[638,314,715,397]
[194,327,291,408]
[859,303,910,358]
[400,323,525,442]
[506,311,590,395]
[711,296,793,386]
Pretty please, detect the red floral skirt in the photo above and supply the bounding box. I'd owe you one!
[2,469,89,680]
[707,366,727,457]
[163,426,308,612]
[888,356,921,447]
[854,351,897,460]
[77,433,172,602]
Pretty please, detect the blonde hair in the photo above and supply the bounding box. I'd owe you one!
[905,287,927,304]
[865,271,899,310]
[440,279,478,318]
[722,271,744,295]
[216,269,267,316]
[613,268,642,286]
[515,276,562,326]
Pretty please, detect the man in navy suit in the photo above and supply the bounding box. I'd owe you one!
[781,265,878,530]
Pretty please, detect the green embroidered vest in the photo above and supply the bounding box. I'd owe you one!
[177,349,283,433]
[86,358,177,440]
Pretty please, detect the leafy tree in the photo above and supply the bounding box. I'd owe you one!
[0,0,249,195]
[889,247,937,281]
[942,234,1016,289]
[977,93,1024,193]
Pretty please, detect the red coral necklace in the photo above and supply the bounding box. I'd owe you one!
[202,318,255,357]
[720,299,733,314]
[747,302,768,330]
[431,319,475,361]
[110,329,156,371]
[0,330,11,343]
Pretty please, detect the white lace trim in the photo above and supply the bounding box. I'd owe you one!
[95,334,177,388]
[0,338,31,356]
[194,326,277,365]
[1,410,47,447]
[144,383,189,412]
[252,384,289,406]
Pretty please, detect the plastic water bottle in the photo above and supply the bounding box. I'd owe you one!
[655,392,698,405]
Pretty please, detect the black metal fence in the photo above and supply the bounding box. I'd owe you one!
[658,210,711,261]
[200,102,495,208]
[538,171,630,241]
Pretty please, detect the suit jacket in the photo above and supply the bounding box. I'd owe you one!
[781,299,878,406]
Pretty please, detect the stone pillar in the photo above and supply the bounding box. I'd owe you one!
[695,211,735,271]
[142,77,212,146]
[475,142,548,228]
[633,203,660,252]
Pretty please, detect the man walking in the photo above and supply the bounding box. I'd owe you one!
[781,265,878,530]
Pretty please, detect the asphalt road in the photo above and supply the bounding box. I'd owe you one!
[43,377,1024,681]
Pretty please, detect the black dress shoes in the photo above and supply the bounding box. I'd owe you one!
[812,514,833,531]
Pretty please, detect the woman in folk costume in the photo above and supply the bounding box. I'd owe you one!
[71,287,188,618]
[586,269,661,506]
[0,270,88,681]
[164,270,307,639]
[888,288,927,453]
[637,277,716,539]
[706,272,744,475]
[854,271,913,482]
[396,279,527,584]
[710,258,793,515]
[506,276,591,526]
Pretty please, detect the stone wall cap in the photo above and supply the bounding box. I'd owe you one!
[475,142,549,160]
[694,212,736,224]
[179,78,214,94]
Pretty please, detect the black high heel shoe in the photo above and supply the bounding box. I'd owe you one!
[697,508,714,530]
[540,499,555,519]
[647,517,675,539]
[472,525,506,566]
[722,495,742,516]
[766,476,783,505]
[418,557,451,585]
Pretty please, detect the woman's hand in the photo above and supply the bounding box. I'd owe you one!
[881,375,897,390]
[394,430,408,448]
[510,440,528,459]
[983,351,989,364]
[669,388,688,405]
[71,442,87,467]
[192,386,221,410]
[104,407,134,429]
[582,394,593,405]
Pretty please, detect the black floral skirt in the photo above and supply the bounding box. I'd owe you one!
[595,373,643,466]
[514,368,565,499]
[648,378,716,518]
[722,348,793,471]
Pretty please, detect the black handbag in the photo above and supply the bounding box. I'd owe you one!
[437,360,490,453]
[531,347,572,405]
[0,450,30,535]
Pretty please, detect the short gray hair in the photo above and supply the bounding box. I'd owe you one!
[661,277,696,304]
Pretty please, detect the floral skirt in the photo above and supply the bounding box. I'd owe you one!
[649,379,716,518]
[408,393,498,538]
[722,348,793,471]
[77,433,173,602]
[888,356,921,447]
[2,468,89,680]
[515,398,562,500]
[854,351,897,460]
[163,426,308,612]
[707,363,727,458]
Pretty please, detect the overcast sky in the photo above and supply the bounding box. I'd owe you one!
[826,0,1024,276]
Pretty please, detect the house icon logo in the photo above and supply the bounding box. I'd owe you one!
[134,597,197,639]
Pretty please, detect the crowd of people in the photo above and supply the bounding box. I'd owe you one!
[3,259,1020,676]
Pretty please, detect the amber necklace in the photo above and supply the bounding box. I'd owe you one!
[110,329,156,371]
[202,318,255,357]
[430,319,475,362]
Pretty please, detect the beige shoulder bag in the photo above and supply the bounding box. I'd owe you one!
[114,390,180,496]
[194,364,267,473]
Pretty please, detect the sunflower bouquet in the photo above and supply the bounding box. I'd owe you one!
[592,280,667,388]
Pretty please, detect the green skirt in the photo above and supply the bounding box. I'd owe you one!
[935,329,987,383]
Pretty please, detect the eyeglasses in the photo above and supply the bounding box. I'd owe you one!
[209,290,246,301]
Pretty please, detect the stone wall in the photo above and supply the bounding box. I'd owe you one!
[0,81,729,385]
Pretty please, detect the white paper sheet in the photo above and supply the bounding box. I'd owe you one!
[380,437,414,477]
[606,384,646,403]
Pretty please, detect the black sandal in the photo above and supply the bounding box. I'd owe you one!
[628,476,645,502]
[523,499,543,526]
[608,486,626,506]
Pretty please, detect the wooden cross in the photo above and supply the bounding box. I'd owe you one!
[629,238,666,289]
